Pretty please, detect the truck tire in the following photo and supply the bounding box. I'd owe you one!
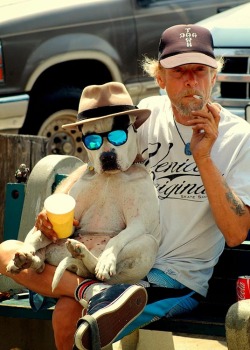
[21,87,88,162]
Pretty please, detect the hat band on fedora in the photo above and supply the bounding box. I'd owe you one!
[77,105,138,121]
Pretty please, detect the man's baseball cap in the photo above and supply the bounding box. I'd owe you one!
[158,24,217,69]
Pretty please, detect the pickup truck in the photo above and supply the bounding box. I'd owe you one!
[0,0,247,160]
[197,2,250,121]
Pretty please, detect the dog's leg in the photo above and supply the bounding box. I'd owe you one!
[51,239,98,291]
[6,228,51,274]
[99,234,158,284]
[6,247,46,274]
[66,239,98,274]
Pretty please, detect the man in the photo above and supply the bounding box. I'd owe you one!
[73,23,250,349]
[1,24,250,350]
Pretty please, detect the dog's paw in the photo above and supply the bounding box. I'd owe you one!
[66,239,88,259]
[6,251,34,274]
[6,261,22,274]
[95,250,117,281]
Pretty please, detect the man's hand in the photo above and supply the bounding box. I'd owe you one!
[188,102,220,162]
[35,209,79,242]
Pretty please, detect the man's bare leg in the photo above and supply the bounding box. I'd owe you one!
[0,240,84,297]
[53,296,82,350]
[0,240,84,349]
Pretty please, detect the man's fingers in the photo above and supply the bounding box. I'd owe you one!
[73,219,80,227]
[207,103,220,126]
[35,210,58,241]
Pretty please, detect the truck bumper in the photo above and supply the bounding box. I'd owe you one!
[0,94,29,130]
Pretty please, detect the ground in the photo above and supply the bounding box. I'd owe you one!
[173,334,227,349]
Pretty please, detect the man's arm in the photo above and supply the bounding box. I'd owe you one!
[197,157,250,247]
[190,103,250,247]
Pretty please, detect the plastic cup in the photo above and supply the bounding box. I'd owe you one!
[44,193,76,239]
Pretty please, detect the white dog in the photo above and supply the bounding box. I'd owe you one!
[7,82,160,292]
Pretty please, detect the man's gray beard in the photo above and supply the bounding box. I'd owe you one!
[176,100,203,118]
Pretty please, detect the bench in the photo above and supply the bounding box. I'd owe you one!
[1,154,250,350]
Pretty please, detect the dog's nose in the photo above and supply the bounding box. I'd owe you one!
[100,151,118,171]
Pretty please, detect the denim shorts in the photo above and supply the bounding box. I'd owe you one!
[116,268,201,340]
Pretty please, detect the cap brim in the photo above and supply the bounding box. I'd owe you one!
[160,52,218,69]
[62,108,151,130]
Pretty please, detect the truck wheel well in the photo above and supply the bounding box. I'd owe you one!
[30,59,113,96]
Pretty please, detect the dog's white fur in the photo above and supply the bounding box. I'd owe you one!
[7,115,160,291]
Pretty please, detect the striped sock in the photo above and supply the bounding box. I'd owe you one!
[75,279,111,307]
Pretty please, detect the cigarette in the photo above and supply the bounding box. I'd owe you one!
[193,95,202,100]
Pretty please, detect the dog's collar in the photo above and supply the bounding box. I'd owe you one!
[132,161,144,165]
[133,154,144,164]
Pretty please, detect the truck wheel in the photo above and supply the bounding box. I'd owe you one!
[37,109,87,161]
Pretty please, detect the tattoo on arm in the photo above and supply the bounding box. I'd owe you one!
[225,182,246,216]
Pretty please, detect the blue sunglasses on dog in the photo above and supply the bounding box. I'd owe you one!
[82,125,132,150]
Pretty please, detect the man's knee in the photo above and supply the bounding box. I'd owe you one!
[0,240,23,273]
[53,297,82,329]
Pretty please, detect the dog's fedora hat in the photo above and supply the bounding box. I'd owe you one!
[62,82,151,130]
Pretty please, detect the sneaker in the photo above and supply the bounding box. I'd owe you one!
[74,284,147,350]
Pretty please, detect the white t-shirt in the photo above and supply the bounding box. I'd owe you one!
[138,95,250,296]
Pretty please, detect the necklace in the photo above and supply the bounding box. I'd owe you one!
[174,120,192,155]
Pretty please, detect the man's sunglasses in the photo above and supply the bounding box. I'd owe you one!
[82,125,132,150]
